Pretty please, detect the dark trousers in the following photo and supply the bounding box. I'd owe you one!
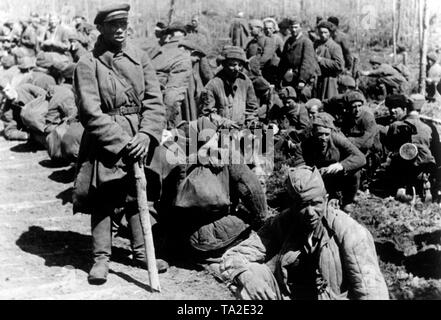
[91,202,147,262]
[90,178,151,263]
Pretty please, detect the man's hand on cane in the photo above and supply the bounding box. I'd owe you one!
[126,132,151,160]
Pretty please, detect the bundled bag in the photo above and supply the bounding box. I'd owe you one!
[60,121,84,162]
[20,95,48,133]
[174,165,231,212]
[46,120,68,160]
[392,63,411,81]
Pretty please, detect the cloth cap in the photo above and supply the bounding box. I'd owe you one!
[409,93,426,111]
[427,52,438,62]
[249,19,264,29]
[312,112,336,130]
[338,75,356,88]
[263,17,279,31]
[317,21,334,31]
[279,86,297,100]
[369,56,383,65]
[385,94,410,110]
[94,3,130,25]
[305,98,323,110]
[178,39,207,56]
[164,21,187,35]
[345,90,365,105]
[286,165,327,203]
[222,46,247,64]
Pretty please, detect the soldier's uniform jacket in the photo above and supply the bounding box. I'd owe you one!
[278,33,320,84]
[332,30,352,70]
[220,202,389,300]
[21,24,44,54]
[45,84,77,133]
[342,107,380,153]
[428,62,441,83]
[229,18,250,49]
[367,63,408,93]
[315,38,344,100]
[72,36,165,213]
[1,83,46,139]
[301,131,366,172]
[387,115,435,166]
[200,68,259,126]
[150,39,192,109]
[245,34,278,69]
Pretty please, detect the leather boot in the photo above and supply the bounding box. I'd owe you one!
[88,257,109,285]
[128,211,169,274]
[88,213,112,285]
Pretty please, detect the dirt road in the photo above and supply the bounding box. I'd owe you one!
[1,135,440,300]
[0,137,233,300]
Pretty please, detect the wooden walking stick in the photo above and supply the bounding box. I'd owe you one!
[133,161,161,292]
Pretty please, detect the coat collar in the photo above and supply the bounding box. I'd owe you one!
[93,35,140,69]
[216,68,247,81]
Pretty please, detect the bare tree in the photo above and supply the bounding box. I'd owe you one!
[393,0,397,63]
[168,0,176,24]
[418,0,429,94]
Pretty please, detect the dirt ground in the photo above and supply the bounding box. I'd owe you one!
[1,135,441,300]
[0,137,233,300]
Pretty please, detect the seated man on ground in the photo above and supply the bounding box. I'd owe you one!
[156,117,270,269]
[301,112,366,211]
[220,165,389,300]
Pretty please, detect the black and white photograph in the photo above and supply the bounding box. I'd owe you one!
[0,0,440,303]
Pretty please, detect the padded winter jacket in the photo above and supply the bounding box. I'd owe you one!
[220,202,389,300]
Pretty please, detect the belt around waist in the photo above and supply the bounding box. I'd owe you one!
[107,106,140,116]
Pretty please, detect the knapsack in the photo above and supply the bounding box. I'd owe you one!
[173,164,231,212]
[393,63,411,81]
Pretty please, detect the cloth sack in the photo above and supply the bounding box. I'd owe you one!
[20,95,48,133]
[174,165,231,212]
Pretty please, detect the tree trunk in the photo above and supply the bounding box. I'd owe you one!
[392,0,397,63]
[418,0,429,94]
[168,0,176,24]
[396,0,401,43]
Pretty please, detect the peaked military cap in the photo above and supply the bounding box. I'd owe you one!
[94,3,130,25]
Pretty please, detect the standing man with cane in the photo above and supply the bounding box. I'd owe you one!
[72,3,168,285]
